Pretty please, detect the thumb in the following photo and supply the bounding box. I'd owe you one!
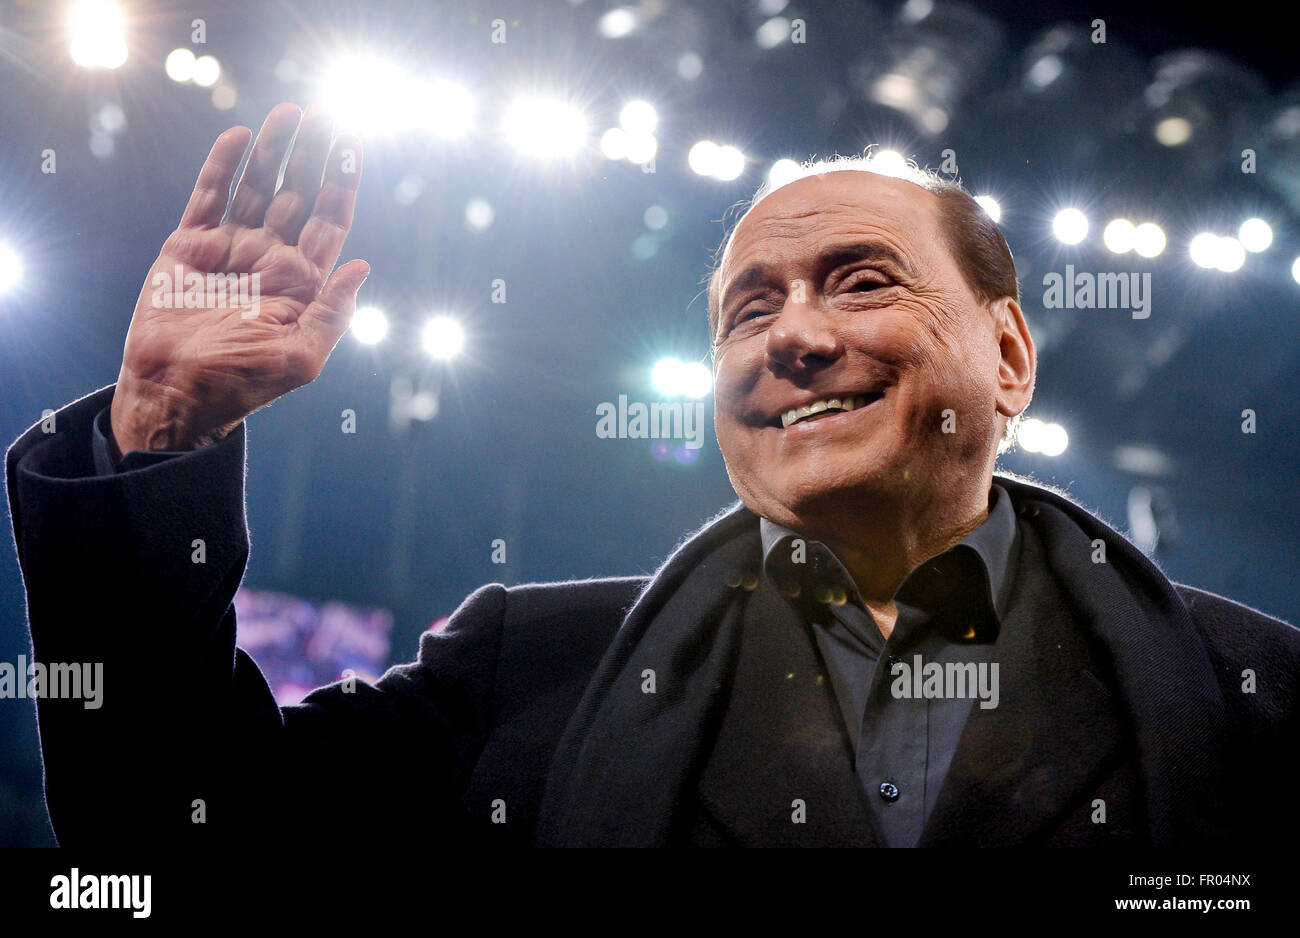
[301,259,370,351]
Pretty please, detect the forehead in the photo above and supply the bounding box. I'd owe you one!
[720,170,943,282]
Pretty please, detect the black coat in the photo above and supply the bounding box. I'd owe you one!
[8,385,1300,847]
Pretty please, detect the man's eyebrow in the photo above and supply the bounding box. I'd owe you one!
[720,242,913,312]
[817,242,913,277]
[719,263,777,313]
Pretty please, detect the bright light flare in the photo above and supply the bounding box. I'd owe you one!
[503,96,588,158]
[974,195,1002,223]
[465,198,494,231]
[755,17,792,49]
[619,100,658,135]
[192,55,221,87]
[679,362,713,398]
[1103,218,1136,254]
[351,306,388,345]
[1189,232,1221,269]
[1190,232,1246,272]
[320,57,475,137]
[1133,222,1166,258]
[422,315,465,359]
[1018,418,1069,457]
[69,0,127,69]
[0,243,22,294]
[598,8,639,38]
[1154,116,1192,146]
[688,141,719,176]
[1052,208,1089,245]
[688,141,745,180]
[1215,236,1246,273]
[600,128,629,160]
[712,145,745,181]
[418,79,475,138]
[624,132,657,165]
[321,56,411,134]
[651,358,713,397]
[866,149,909,178]
[651,358,683,395]
[1238,218,1273,253]
[165,48,196,82]
[767,158,802,189]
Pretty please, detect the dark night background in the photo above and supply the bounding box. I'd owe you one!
[1,0,1297,846]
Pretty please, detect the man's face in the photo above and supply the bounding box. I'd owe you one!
[712,171,1006,529]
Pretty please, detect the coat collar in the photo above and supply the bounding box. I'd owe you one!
[536,475,1228,847]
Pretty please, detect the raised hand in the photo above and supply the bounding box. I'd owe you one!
[110,102,369,457]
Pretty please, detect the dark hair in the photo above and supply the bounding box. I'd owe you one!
[704,154,1024,449]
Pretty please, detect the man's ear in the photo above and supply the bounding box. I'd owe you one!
[990,297,1035,419]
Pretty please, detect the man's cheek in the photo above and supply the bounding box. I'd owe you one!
[711,365,760,428]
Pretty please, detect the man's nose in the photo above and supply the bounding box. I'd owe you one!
[765,286,842,376]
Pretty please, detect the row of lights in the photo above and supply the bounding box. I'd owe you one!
[71,12,1287,284]
[1052,209,1275,273]
[753,149,1291,281]
[64,2,720,179]
[351,311,716,399]
[163,48,222,87]
[60,1,1296,281]
[1016,418,1070,457]
[351,308,465,360]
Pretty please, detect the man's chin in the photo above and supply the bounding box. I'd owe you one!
[746,469,896,524]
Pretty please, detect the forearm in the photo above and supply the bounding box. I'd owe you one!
[8,386,259,844]
[8,386,498,848]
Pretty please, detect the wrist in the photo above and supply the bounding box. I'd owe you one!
[110,371,235,455]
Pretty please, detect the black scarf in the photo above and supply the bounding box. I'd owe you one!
[535,475,1228,846]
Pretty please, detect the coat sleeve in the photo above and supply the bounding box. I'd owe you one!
[1175,584,1300,841]
[5,385,505,848]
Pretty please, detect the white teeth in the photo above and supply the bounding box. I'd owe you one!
[780,395,869,428]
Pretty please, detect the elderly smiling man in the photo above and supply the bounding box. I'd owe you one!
[7,105,1299,849]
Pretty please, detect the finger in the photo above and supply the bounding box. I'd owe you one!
[297,259,370,358]
[178,126,252,229]
[264,103,334,244]
[226,103,303,228]
[297,134,363,274]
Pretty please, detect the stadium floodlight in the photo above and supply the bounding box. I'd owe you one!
[422,315,465,360]
[1238,218,1272,253]
[974,195,1002,223]
[165,48,196,82]
[503,96,588,159]
[1052,208,1088,245]
[69,0,128,69]
[1103,218,1136,254]
[0,244,22,294]
[351,306,389,345]
[1133,222,1166,258]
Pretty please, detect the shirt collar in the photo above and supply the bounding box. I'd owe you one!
[758,482,1020,628]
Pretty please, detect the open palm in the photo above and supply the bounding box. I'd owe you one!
[113,103,369,454]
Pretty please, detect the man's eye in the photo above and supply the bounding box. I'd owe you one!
[847,277,886,292]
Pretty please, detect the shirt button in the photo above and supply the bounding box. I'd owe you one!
[879,781,900,803]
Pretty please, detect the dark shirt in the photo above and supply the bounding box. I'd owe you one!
[759,483,1020,846]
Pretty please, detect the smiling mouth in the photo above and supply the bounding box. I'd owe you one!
[777,392,884,428]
